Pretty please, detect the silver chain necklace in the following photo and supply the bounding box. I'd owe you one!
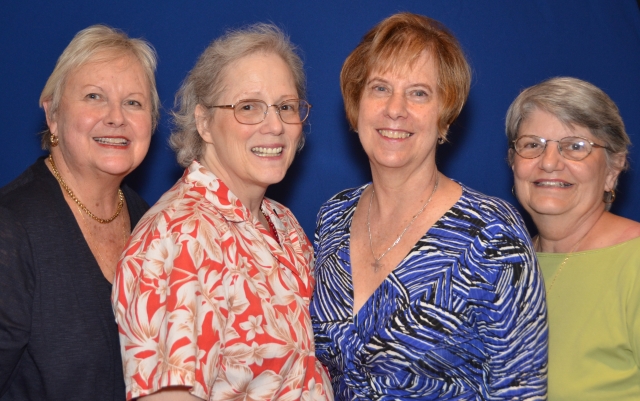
[367,172,440,272]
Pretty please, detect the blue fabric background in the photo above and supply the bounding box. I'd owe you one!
[1,1,639,236]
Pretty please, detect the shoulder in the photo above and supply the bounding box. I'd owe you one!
[0,159,55,212]
[600,212,640,246]
[130,177,227,245]
[452,183,529,237]
[318,184,367,221]
[0,159,69,231]
[121,184,150,224]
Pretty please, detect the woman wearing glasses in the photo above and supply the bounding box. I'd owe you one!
[310,13,547,400]
[113,24,332,401]
[507,77,640,400]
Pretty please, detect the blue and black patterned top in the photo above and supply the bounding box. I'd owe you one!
[310,183,548,400]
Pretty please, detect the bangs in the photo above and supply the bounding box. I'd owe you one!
[367,31,436,79]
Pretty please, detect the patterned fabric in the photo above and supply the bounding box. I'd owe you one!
[113,161,332,401]
[310,183,548,400]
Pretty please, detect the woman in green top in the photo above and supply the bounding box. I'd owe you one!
[506,77,640,400]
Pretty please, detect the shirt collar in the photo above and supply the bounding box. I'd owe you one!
[184,160,249,223]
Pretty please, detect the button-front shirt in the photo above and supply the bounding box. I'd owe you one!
[113,161,332,401]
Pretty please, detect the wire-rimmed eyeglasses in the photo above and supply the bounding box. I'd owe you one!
[512,135,610,161]
[209,99,311,125]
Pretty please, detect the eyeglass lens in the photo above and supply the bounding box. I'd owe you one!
[234,100,309,124]
[514,136,593,161]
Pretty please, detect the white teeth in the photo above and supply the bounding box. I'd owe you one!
[94,137,129,145]
[378,129,411,139]
[536,181,571,187]
[252,146,283,156]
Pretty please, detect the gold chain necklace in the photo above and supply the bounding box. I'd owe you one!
[75,204,128,280]
[48,154,124,224]
[367,172,440,272]
[536,231,589,293]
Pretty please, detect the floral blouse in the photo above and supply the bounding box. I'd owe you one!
[113,161,332,401]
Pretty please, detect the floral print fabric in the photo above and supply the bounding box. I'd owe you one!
[113,161,332,401]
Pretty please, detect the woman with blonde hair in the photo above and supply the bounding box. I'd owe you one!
[0,25,158,400]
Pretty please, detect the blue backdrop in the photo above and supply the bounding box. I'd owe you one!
[1,1,639,236]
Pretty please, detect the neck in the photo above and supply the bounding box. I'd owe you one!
[534,207,606,253]
[369,163,439,215]
[47,151,125,217]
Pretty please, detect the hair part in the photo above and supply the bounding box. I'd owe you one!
[340,12,471,139]
[505,77,631,176]
[39,24,159,150]
[169,23,306,168]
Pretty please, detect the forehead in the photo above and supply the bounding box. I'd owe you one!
[66,54,147,87]
[520,108,594,140]
[368,50,438,83]
[221,52,296,95]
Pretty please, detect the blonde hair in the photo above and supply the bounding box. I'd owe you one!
[169,23,306,167]
[39,24,159,149]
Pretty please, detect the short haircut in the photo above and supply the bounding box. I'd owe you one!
[340,12,471,139]
[505,77,630,171]
[39,24,159,149]
[170,23,306,167]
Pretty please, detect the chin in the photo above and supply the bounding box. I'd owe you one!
[527,201,573,217]
[98,159,138,177]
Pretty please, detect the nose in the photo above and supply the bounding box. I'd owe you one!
[384,92,408,120]
[105,102,125,127]
[260,105,284,135]
[539,140,565,172]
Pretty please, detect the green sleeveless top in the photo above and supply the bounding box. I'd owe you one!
[538,236,640,400]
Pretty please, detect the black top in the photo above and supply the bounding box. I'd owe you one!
[0,158,149,401]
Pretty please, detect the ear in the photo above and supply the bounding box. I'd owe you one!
[604,153,625,191]
[42,99,58,135]
[508,148,516,170]
[195,104,214,144]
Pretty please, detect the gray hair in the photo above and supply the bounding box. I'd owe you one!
[506,77,630,172]
[169,23,306,167]
[39,24,159,150]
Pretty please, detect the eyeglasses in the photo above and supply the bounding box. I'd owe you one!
[209,99,311,125]
[512,135,609,161]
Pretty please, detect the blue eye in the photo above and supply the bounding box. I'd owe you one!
[86,93,100,100]
[126,100,142,107]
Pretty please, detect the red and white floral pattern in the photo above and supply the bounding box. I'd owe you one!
[113,161,332,401]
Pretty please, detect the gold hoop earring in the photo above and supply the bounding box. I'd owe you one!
[604,189,616,204]
[437,136,445,145]
[49,134,59,147]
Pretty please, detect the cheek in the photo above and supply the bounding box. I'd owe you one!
[512,160,530,182]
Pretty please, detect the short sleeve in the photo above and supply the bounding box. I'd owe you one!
[0,207,35,395]
[113,214,227,400]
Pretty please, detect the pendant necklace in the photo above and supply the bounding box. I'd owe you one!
[367,172,440,272]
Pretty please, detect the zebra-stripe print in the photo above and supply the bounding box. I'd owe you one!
[310,182,548,400]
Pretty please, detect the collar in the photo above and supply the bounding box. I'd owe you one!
[184,160,249,223]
